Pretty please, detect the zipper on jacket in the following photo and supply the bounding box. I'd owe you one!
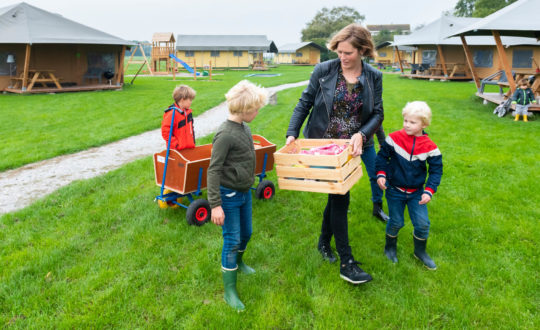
[410,136,416,161]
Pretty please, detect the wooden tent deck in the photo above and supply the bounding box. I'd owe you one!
[401,73,472,81]
[4,84,123,94]
[476,92,540,112]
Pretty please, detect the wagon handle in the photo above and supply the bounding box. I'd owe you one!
[160,106,177,197]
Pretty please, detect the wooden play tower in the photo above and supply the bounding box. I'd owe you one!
[151,32,175,74]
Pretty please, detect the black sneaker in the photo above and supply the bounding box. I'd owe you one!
[340,259,373,284]
[317,242,337,263]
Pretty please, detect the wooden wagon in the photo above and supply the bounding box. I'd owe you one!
[153,134,276,225]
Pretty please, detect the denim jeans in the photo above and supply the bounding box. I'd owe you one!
[220,186,252,270]
[361,145,383,204]
[385,186,430,239]
[320,192,353,261]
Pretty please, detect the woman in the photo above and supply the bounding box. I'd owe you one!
[286,23,384,284]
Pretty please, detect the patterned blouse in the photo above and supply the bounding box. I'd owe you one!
[323,68,363,139]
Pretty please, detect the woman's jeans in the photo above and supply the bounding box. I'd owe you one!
[320,191,353,262]
[385,186,430,239]
[361,145,383,204]
[220,186,252,270]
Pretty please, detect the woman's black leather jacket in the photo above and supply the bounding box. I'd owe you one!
[286,58,384,148]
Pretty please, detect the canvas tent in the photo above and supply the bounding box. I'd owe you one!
[175,35,277,70]
[275,42,325,65]
[0,2,134,93]
[374,41,415,69]
[449,0,540,101]
[394,15,540,81]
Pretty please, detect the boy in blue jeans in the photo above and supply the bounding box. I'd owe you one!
[207,80,267,311]
[375,101,443,270]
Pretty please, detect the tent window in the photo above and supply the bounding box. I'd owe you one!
[512,49,533,68]
[185,51,194,57]
[87,53,115,72]
[296,52,303,57]
[422,50,437,66]
[379,52,387,57]
[233,51,243,57]
[0,52,16,76]
[473,50,493,68]
[211,51,220,57]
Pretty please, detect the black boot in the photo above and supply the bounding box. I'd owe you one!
[413,236,437,270]
[373,202,390,222]
[384,234,398,263]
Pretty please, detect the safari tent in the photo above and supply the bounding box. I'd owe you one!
[175,35,278,70]
[275,42,325,65]
[374,41,414,68]
[394,15,540,81]
[0,2,134,94]
[450,0,540,109]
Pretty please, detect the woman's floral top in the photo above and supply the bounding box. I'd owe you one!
[323,68,363,139]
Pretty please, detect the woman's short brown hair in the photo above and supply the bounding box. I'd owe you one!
[328,23,376,58]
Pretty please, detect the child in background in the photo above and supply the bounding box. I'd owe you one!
[375,101,443,270]
[512,78,536,122]
[161,85,196,150]
[207,80,267,311]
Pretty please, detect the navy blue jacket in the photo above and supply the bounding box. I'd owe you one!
[511,87,536,105]
[376,129,443,197]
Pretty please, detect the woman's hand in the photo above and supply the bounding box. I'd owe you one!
[286,136,298,153]
[377,177,387,190]
[350,133,364,157]
[211,206,225,226]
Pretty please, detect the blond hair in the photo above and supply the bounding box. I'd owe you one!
[328,23,376,58]
[402,101,432,126]
[172,85,196,103]
[225,80,268,115]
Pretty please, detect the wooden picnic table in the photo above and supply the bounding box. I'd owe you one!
[11,69,62,91]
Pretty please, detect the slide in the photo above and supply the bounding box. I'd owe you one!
[169,54,200,75]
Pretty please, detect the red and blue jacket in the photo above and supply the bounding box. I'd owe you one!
[375,129,442,197]
[161,103,195,151]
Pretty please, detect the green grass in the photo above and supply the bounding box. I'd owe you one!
[1,75,539,328]
[0,65,312,171]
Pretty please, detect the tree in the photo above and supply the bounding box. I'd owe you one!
[301,6,365,61]
[454,0,517,17]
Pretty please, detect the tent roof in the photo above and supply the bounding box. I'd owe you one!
[0,2,134,45]
[278,42,325,53]
[450,0,540,38]
[376,41,416,51]
[176,35,278,53]
[393,15,540,47]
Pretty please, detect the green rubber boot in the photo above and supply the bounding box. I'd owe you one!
[237,251,256,274]
[222,269,245,311]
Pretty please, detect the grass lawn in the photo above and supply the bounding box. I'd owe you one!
[0,65,312,171]
[1,74,539,328]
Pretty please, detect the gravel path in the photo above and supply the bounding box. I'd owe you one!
[0,81,308,215]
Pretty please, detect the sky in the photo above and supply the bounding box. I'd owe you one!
[1,0,459,46]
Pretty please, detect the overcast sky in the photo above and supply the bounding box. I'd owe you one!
[1,0,459,46]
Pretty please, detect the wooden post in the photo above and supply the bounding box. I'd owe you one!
[412,50,417,64]
[492,30,516,94]
[193,58,197,80]
[460,36,481,91]
[124,45,136,73]
[395,46,404,74]
[117,46,126,86]
[22,44,31,91]
[140,44,153,75]
[209,60,212,80]
[437,45,448,77]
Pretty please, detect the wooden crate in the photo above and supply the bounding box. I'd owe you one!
[153,135,276,195]
[273,139,363,195]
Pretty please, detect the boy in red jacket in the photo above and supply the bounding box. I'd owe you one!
[161,85,197,150]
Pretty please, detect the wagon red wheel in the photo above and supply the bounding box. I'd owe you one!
[256,180,275,200]
[186,199,211,226]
